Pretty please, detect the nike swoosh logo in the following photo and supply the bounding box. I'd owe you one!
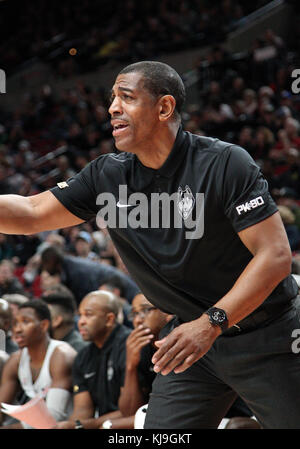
[116,201,134,208]
[84,372,96,379]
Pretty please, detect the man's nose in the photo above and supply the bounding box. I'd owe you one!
[13,322,22,333]
[134,314,144,327]
[78,316,86,326]
[109,96,122,116]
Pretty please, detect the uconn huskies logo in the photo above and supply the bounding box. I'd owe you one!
[177,186,195,220]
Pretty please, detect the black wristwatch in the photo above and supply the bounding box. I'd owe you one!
[74,419,84,429]
[205,307,228,332]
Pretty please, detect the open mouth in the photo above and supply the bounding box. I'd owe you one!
[112,123,129,137]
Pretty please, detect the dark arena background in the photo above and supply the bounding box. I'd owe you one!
[0,0,300,438]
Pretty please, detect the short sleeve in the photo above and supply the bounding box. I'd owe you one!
[218,145,277,232]
[50,156,105,222]
[72,353,89,395]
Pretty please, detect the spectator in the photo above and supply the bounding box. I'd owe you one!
[114,293,172,428]
[275,187,300,231]
[42,284,88,352]
[0,298,18,354]
[39,270,62,293]
[0,300,76,428]
[74,231,100,261]
[0,260,26,297]
[54,290,131,429]
[40,245,139,306]
[278,205,300,251]
[0,234,15,262]
[99,276,135,329]
[1,293,29,318]
[252,126,275,161]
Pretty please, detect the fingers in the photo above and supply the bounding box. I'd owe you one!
[173,353,199,374]
[154,348,188,376]
[127,325,154,349]
[152,329,204,375]
[152,333,186,375]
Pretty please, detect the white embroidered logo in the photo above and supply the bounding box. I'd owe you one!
[84,372,96,379]
[116,201,134,208]
[57,182,69,189]
[107,360,114,381]
[177,186,195,220]
[236,196,264,215]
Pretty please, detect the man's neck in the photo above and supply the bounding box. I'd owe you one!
[27,336,50,365]
[94,324,117,349]
[135,122,180,170]
[52,323,74,341]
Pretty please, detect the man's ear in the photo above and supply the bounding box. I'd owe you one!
[50,315,63,329]
[106,312,117,328]
[41,318,52,333]
[158,95,176,121]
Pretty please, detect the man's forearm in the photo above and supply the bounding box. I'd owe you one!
[79,410,123,429]
[214,247,291,328]
[0,194,36,234]
[100,415,135,429]
[118,367,146,417]
[0,191,83,235]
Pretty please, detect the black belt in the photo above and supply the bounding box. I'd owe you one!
[222,302,293,337]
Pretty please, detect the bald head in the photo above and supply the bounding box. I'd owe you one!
[78,290,122,345]
[83,290,120,316]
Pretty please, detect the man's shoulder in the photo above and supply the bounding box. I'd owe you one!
[5,349,22,376]
[50,340,77,363]
[63,329,88,352]
[187,132,252,171]
[113,324,132,345]
[73,341,95,366]
[188,132,234,155]
[92,151,134,169]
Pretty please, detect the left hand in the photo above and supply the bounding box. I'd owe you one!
[151,315,220,375]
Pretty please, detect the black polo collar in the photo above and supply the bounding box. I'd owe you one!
[92,323,121,352]
[135,126,189,178]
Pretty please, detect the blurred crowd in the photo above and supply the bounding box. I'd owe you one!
[0,22,299,295]
[1,0,270,77]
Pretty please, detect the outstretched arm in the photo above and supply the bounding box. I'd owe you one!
[0,191,84,235]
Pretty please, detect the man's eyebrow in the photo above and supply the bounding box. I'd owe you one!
[110,86,134,97]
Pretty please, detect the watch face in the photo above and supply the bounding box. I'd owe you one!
[211,309,226,323]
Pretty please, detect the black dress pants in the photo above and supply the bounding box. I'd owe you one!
[144,296,300,429]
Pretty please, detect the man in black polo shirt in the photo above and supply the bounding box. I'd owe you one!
[54,290,130,429]
[0,61,299,428]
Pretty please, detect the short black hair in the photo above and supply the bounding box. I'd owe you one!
[41,245,63,266]
[19,299,51,322]
[119,61,186,119]
[42,286,77,315]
